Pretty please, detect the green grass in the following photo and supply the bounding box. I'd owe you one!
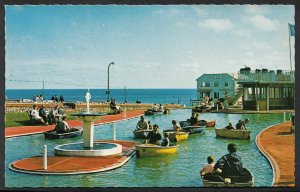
[5,112,78,128]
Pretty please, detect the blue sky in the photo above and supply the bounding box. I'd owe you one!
[5,5,294,89]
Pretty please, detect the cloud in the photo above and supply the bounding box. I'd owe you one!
[246,15,279,31]
[198,18,233,31]
[245,5,269,15]
[234,29,251,38]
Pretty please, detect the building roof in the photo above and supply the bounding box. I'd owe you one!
[196,73,237,81]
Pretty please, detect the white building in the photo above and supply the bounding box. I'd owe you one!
[196,73,238,100]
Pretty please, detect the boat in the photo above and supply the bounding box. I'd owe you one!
[135,144,178,158]
[192,107,211,113]
[201,168,254,187]
[181,125,206,134]
[133,129,153,139]
[163,130,189,142]
[200,120,216,127]
[215,128,251,140]
[144,109,164,116]
[44,127,83,139]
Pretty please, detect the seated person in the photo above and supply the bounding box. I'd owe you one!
[172,120,181,132]
[225,122,234,130]
[190,113,199,126]
[110,99,121,114]
[145,124,162,145]
[148,121,153,129]
[161,132,170,147]
[57,106,66,117]
[159,104,164,112]
[213,143,244,177]
[136,116,149,130]
[30,105,46,125]
[48,105,58,125]
[236,118,249,130]
[151,104,159,112]
[207,98,215,109]
[54,116,72,133]
[39,105,48,125]
[200,156,216,176]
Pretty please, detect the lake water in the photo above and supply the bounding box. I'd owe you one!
[5,109,285,187]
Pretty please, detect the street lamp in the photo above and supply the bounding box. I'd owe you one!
[106,62,114,102]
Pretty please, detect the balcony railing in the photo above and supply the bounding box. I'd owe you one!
[238,70,295,83]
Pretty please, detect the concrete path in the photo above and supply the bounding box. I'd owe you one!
[5,110,144,138]
[256,121,294,187]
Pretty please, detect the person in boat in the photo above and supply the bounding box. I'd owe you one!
[38,105,48,125]
[213,143,244,177]
[161,132,170,147]
[225,122,234,130]
[172,120,181,132]
[190,113,200,126]
[151,104,159,112]
[54,116,73,133]
[48,105,58,125]
[136,116,149,130]
[200,156,215,176]
[30,105,46,125]
[148,121,153,129]
[145,124,162,145]
[236,118,249,130]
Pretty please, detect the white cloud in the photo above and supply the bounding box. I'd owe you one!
[234,29,251,38]
[246,15,279,31]
[198,18,233,31]
[245,5,269,15]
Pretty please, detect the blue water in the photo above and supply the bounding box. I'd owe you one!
[5,109,285,187]
[5,89,196,106]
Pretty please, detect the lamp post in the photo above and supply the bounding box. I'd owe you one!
[107,62,114,102]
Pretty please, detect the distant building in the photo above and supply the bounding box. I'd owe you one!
[196,73,238,100]
[238,67,295,110]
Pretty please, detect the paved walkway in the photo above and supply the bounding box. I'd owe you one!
[9,140,138,175]
[5,110,144,138]
[256,121,294,187]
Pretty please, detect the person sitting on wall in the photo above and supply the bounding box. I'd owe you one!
[159,104,164,112]
[30,105,46,125]
[48,105,58,125]
[38,105,48,125]
[110,99,121,114]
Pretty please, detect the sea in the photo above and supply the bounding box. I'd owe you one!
[5,89,197,106]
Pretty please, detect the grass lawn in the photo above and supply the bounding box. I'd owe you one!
[5,112,78,128]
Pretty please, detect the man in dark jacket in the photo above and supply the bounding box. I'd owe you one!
[146,124,162,145]
[38,105,48,125]
[214,143,244,176]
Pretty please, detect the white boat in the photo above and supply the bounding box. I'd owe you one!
[201,168,254,187]
[215,128,251,140]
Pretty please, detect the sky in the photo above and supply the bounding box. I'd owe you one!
[5,5,295,89]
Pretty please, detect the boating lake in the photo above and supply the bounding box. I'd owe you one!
[5,109,286,187]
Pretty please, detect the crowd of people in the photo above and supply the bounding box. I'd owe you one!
[195,95,225,111]
[32,94,65,103]
[29,104,73,133]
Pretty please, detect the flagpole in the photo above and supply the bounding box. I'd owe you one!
[288,23,293,71]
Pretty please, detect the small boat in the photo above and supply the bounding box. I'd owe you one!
[163,130,189,142]
[144,109,164,116]
[215,128,251,140]
[133,129,153,139]
[181,126,206,134]
[44,127,83,139]
[200,120,216,127]
[192,107,211,113]
[201,168,254,187]
[135,144,178,158]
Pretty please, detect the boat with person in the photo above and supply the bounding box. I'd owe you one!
[162,130,189,142]
[163,108,171,114]
[199,120,216,127]
[215,128,251,140]
[179,120,206,134]
[144,109,164,116]
[43,127,83,139]
[201,168,254,187]
[135,144,178,158]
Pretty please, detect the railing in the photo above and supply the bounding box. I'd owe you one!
[238,70,294,83]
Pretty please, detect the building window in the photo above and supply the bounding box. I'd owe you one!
[214,82,219,87]
[224,82,229,87]
[203,82,210,87]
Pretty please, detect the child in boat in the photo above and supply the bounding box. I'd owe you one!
[225,122,234,130]
[161,132,170,147]
[172,120,181,132]
[200,156,215,176]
